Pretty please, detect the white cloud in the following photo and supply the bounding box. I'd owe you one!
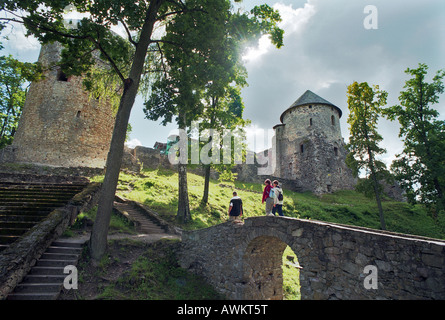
[1,22,40,52]
[242,1,316,64]
[126,138,142,149]
[242,35,274,63]
[244,124,275,152]
[274,2,316,35]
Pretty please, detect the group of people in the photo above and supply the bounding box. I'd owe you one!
[262,179,284,216]
[227,179,284,223]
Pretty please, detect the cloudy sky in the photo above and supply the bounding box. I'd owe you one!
[2,0,445,166]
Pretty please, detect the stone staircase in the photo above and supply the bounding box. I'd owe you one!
[113,201,167,235]
[0,181,88,252]
[6,239,84,300]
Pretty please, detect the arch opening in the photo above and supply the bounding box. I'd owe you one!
[282,246,301,300]
[242,236,301,300]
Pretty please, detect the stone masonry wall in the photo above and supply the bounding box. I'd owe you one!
[11,42,115,168]
[274,104,356,194]
[179,216,445,300]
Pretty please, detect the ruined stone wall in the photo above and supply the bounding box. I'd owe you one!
[11,42,115,168]
[275,104,356,193]
[179,216,445,300]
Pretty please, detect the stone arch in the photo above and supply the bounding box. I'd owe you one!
[242,236,287,300]
[179,217,445,300]
[240,227,306,300]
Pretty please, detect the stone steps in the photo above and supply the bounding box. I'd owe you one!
[0,221,39,229]
[0,181,87,251]
[6,239,84,300]
[0,234,20,244]
[0,227,30,235]
[114,201,167,235]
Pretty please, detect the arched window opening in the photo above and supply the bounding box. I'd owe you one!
[331,115,335,125]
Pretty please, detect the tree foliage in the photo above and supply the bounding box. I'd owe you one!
[144,1,283,219]
[346,81,389,229]
[0,0,283,257]
[0,0,212,259]
[0,51,42,148]
[384,63,445,215]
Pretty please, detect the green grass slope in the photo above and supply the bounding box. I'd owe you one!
[93,167,445,240]
[83,167,445,300]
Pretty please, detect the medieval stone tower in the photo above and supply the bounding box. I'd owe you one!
[11,42,115,168]
[272,90,355,194]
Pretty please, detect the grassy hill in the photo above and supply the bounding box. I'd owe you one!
[95,167,445,240]
[72,167,444,300]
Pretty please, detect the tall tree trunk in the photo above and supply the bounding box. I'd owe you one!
[89,0,164,261]
[177,110,191,223]
[371,168,386,230]
[0,115,8,139]
[202,103,216,205]
[432,177,444,218]
[0,103,13,139]
[202,164,211,204]
[368,148,386,230]
[177,162,191,223]
[423,142,444,218]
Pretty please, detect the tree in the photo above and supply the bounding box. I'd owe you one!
[384,64,445,216]
[0,0,283,258]
[0,52,41,148]
[193,10,252,205]
[346,81,389,230]
[198,85,250,205]
[144,0,229,222]
[0,0,231,260]
[144,1,283,221]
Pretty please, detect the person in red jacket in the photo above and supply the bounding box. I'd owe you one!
[262,179,274,215]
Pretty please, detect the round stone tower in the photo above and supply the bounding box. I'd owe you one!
[273,90,355,193]
[11,42,115,168]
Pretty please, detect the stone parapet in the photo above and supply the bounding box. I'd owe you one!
[179,216,445,300]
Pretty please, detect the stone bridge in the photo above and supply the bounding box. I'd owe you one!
[178,216,445,300]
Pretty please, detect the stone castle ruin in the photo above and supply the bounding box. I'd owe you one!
[2,42,115,168]
[271,90,356,194]
[1,43,359,194]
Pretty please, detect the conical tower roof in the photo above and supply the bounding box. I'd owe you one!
[279,90,342,123]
